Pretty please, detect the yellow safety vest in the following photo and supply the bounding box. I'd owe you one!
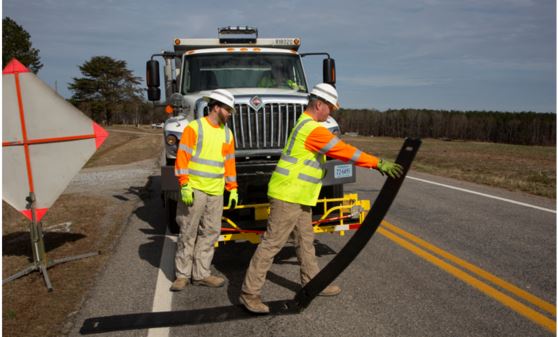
[268,113,325,206]
[176,118,233,195]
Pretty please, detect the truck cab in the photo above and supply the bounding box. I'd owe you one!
[147,27,355,234]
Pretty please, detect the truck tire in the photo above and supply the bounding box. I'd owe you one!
[166,198,180,234]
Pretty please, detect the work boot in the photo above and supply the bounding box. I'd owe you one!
[239,292,270,314]
[192,275,225,288]
[170,277,189,292]
[319,284,341,296]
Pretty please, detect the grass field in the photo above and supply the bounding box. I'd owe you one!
[343,136,556,199]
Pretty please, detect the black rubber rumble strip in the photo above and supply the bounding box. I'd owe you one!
[291,137,422,310]
[79,138,421,334]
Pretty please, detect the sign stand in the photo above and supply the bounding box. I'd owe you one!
[2,58,108,291]
[3,192,99,291]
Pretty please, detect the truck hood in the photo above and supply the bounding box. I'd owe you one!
[216,88,308,97]
[164,114,189,134]
[188,88,308,101]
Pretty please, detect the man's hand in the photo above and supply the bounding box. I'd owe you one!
[227,189,238,209]
[376,159,404,179]
[181,185,194,206]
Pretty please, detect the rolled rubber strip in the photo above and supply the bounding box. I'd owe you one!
[293,138,422,310]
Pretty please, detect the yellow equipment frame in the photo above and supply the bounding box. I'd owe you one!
[216,193,370,247]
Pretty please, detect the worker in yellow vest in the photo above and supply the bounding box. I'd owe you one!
[170,89,238,291]
[239,83,402,313]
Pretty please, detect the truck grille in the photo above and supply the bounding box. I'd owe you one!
[228,103,305,150]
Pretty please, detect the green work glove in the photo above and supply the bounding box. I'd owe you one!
[227,189,238,209]
[180,184,194,206]
[376,159,404,179]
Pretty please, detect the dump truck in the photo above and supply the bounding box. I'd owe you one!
[146,26,369,243]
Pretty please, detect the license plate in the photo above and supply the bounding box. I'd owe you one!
[334,164,353,179]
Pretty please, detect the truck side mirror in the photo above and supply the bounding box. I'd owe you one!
[146,60,161,101]
[323,58,336,86]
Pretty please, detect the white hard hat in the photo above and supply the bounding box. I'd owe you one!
[310,83,340,111]
[204,89,236,112]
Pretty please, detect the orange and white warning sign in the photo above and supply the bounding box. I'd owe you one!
[2,58,108,221]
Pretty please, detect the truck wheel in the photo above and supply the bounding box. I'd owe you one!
[166,199,180,234]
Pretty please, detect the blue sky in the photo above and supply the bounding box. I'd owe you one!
[3,0,556,112]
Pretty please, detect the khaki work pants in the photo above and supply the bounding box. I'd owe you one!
[175,189,223,280]
[242,198,320,296]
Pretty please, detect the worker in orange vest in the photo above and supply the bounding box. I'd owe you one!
[239,83,402,313]
[170,89,238,291]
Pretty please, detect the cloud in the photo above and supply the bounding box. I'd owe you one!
[2,0,554,112]
[340,75,439,88]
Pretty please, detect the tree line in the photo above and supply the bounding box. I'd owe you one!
[4,17,556,144]
[332,109,556,146]
[3,17,165,126]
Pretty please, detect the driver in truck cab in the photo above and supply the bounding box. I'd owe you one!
[258,63,301,90]
[170,89,239,292]
[239,83,403,314]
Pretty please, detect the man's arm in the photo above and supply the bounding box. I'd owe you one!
[174,126,197,186]
[223,135,238,191]
[304,126,380,168]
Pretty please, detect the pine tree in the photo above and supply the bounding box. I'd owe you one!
[2,17,43,73]
[68,56,143,124]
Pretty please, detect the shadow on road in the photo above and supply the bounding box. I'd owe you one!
[79,239,338,334]
[3,231,86,258]
[131,175,172,276]
[212,239,337,306]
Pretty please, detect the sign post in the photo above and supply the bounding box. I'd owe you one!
[2,59,108,290]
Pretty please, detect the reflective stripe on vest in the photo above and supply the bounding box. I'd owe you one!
[183,118,233,195]
[275,118,324,177]
[179,143,193,154]
[350,149,362,163]
[268,113,326,206]
[318,136,340,154]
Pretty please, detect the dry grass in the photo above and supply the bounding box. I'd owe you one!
[344,136,556,199]
[2,125,163,337]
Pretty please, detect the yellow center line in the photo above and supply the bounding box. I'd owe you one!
[381,220,556,317]
[377,226,556,333]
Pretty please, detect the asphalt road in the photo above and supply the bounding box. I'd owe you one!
[70,164,556,337]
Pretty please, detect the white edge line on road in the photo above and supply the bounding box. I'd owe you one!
[147,230,176,337]
[406,175,556,214]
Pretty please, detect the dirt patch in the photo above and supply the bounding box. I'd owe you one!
[2,125,162,337]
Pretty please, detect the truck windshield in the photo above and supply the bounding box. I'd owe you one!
[182,53,307,93]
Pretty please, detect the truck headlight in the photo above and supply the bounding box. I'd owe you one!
[166,134,178,146]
